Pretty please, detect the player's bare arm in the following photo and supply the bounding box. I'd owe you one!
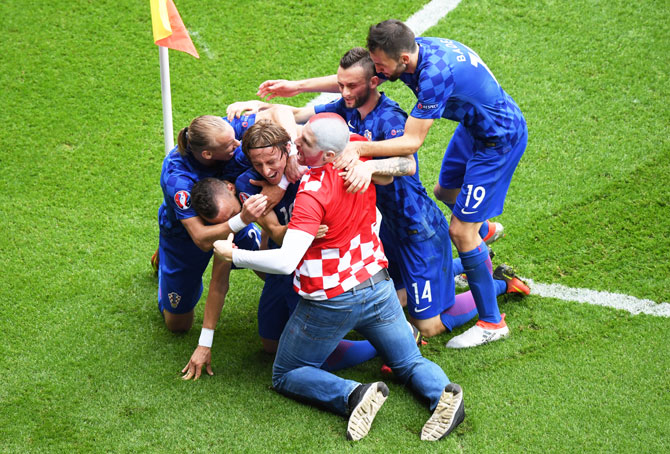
[334,117,434,169]
[257,75,339,100]
[182,256,232,381]
[343,156,417,193]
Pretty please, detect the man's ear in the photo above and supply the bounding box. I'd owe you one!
[400,52,411,65]
[369,75,380,89]
[201,149,213,160]
[323,150,336,163]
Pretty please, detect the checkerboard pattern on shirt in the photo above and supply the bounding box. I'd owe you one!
[383,37,526,145]
[289,163,387,300]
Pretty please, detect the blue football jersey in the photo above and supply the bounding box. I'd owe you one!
[235,168,299,249]
[158,114,255,237]
[315,94,447,242]
[379,37,526,145]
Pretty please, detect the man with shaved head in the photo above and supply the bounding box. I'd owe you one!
[213,113,465,442]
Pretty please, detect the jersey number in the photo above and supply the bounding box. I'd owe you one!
[247,228,261,249]
[279,202,295,225]
[412,281,433,303]
[464,184,486,209]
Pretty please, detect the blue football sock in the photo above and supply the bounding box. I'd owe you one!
[452,257,464,276]
[459,241,501,324]
[321,340,377,372]
[493,278,507,296]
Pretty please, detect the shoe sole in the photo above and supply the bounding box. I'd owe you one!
[421,383,465,441]
[346,382,389,441]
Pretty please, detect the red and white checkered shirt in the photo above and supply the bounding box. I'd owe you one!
[287,159,388,300]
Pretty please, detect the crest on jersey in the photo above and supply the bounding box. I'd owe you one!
[174,190,191,210]
[390,129,397,136]
[364,130,372,141]
[168,292,181,309]
[239,192,250,203]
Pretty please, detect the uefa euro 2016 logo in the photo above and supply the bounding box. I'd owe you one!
[174,190,191,210]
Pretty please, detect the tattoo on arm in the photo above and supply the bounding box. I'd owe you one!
[369,156,415,177]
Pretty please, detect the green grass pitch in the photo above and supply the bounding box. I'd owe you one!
[0,0,668,452]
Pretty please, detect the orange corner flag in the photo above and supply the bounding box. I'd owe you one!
[150,0,199,58]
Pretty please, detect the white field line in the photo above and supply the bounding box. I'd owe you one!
[306,0,463,107]
[306,0,670,318]
[526,280,670,318]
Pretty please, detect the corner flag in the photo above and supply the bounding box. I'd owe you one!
[150,0,199,58]
[150,0,199,154]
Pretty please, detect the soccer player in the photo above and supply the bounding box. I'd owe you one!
[213,113,465,441]
[155,106,297,334]
[236,119,377,370]
[256,21,529,348]
[245,48,526,340]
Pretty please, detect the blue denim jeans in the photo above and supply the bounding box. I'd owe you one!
[272,278,449,416]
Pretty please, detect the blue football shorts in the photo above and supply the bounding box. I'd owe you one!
[158,233,212,314]
[257,273,299,341]
[438,123,528,223]
[383,222,455,320]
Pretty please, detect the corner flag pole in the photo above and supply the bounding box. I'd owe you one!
[150,0,200,155]
[158,46,174,155]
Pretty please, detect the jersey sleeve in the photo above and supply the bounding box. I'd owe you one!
[410,66,454,120]
[235,169,262,203]
[164,173,198,220]
[287,190,324,237]
[378,106,407,140]
[225,113,257,140]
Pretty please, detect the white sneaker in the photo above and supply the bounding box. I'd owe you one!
[421,383,465,441]
[483,221,505,245]
[446,316,509,349]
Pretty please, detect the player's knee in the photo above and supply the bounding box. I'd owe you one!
[163,310,194,333]
[411,316,445,338]
[433,184,457,204]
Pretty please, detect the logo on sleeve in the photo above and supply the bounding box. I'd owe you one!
[417,102,439,110]
[364,130,372,141]
[174,190,191,210]
[239,192,250,203]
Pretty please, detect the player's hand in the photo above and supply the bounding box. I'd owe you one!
[333,141,361,170]
[226,101,264,121]
[284,154,307,183]
[181,345,213,380]
[251,179,285,215]
[213,233,235,262]
[257,79,301,100]
[240,194,268,224]
[341,161,373,193]
[316,224,329,239]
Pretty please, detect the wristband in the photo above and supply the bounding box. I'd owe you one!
[278,174,290,190]
[228,213,248,233]
[198,327,214,348]
[289,142,298,157]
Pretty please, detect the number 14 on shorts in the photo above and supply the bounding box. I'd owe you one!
[412,280,433,304]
